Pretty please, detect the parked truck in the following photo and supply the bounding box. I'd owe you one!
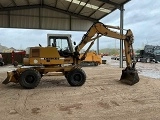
[135,45,160,63]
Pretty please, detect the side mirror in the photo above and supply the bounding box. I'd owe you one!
[73,41,76,45]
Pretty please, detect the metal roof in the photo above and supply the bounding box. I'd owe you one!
[0,0,130,31]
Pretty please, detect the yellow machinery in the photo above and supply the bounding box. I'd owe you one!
[3,22,139,89]
[80,51,102,66]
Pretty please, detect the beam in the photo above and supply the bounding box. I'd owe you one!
[98,0,120,8]
[78,0,90,14]
[8,11,10,27]
[40,0,44,6]
[73,0,82,12]
[0,4,98,22]
[97,38,99,54]
[98,0,130,20]
[44,4,97,22]
[0,4,40,11]
[55,0,58,7]
[11,0,17,6]
[67,0,73,11]
[25,0,30,5]
[98,7,115,20]
[0,3,3,8]
[120,0,131,6]
[119,5,124,68]
[39,7,41,28]
[88,2,105,17]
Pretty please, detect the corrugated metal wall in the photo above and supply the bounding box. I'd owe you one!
[0,8,93,31]
[0,52,26,64]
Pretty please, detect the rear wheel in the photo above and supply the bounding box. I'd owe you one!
[67,68,86,86]
[19,69,41,89]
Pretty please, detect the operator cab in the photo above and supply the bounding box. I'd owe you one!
[47,34,74,57]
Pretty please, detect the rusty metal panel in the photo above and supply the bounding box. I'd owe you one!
[0,0,130,30]
[0,0,14,7]
[0,12,8,28]
[41,8,70,30]
[111,0,128,4]
[10,15,39,28]
[71,17,93,31]
[41,17,70,30]
[41,8,69,18]
[10,9,39,16]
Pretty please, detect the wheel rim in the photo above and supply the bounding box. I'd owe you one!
[25,75,35,84]
[73,73,82,82]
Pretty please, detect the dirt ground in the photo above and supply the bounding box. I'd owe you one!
[0,57,160,120]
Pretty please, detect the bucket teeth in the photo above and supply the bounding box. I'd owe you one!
[120,68,139,85]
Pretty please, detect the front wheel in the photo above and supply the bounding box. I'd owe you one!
[67,68,86,86]
[0,62,3,66]
[19,69,41,89]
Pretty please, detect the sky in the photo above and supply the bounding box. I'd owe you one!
[0,0,160,50]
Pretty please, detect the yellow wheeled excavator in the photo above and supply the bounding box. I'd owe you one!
[2,22,139,89]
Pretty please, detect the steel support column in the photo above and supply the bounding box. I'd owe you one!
[97,38,99,54]
[69,15,72,30]
[8,11,10,27]
[120,5,124,68]
[39,7,41,29]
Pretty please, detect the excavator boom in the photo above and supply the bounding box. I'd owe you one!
[75,22,139,85]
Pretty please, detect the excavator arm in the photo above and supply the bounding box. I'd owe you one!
[75,22,139,85]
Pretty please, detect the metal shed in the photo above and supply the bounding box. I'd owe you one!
[0,0,130,67]
[0,0,130,31]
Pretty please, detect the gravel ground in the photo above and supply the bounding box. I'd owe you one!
[0,57,160,120]
[103,56,160,79]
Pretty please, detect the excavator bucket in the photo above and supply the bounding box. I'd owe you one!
[2,70,18,84]
[120,68,139,85]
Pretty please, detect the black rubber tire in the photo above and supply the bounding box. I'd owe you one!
[64,72,69,79]
[0,62,3,66]
[19,69,41,89]
[67,68,86,86]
